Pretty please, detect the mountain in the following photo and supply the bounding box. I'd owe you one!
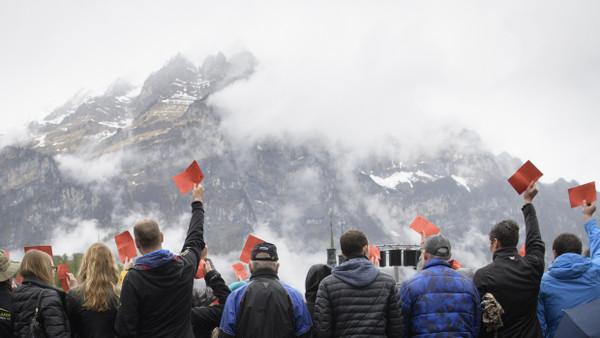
[0,51,588,270]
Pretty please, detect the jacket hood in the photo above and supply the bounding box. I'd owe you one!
[548,253,591,279]
[305,264,332,302]
[332,256,379,288]
[135,249,175,269]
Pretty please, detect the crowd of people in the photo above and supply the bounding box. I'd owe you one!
[0,181,599,337]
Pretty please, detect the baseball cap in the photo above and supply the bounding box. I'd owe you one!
[251,242,278,261]
[423,234,452,259]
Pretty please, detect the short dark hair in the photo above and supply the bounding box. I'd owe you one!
[553,233,582,257]
[133,218,161,249]
[489,220,519,248]
[340,230,368,257]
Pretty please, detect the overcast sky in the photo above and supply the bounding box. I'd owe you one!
[1,1,599,184]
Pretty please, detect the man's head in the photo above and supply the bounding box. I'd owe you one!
[0,250,19,283]
[249,242,279,273]
[340,230,369,258]
[552,233,582,258]
[489,220,519,253]
[133,218,163,253]
[422,234,452,262]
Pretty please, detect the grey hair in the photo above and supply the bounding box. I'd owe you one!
[250,260,278,272]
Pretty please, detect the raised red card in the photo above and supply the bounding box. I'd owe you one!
[57,263,70,291]
[239,234,265,264]
[195,259,206,279]
[3,250,8,259]
[568,181,597,208]
[409,215,440,237]
[232,263,249,281]
[114,231,137,263]
[508,160,543,195]
[519,244,526,257]
[448,259,463,270]
[369,245,380,261]
[173,160,205,194]
[24,245,53,258]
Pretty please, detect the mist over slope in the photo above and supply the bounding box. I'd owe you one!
[0,51,589,280]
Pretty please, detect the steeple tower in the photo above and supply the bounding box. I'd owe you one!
[326,215,337,267]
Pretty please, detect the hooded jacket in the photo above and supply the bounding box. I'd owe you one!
[537,218,600,338]
[473,203,545,338]
[313,255,403,338]
[400,258,481,337]
[304,264,331,320]
[11,276,71,338]
[114,200,205,338]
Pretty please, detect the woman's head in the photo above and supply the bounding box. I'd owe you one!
[19,249,54,285]
[77,242,120,311]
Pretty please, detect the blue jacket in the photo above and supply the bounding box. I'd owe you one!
[219,269,312,337]
[400,258,481,337]
[537,218,600,338]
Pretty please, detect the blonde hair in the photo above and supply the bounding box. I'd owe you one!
[75,242,120,311]
[19,249,54,285]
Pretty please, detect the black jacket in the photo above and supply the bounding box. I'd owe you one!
[191,269,231,338]
[219,269,313,338]
[314,256,403,338]
[11,276,71,338]
[67,285,119,338]
[114,201,205,338]
[0,282,14,338]
[473,203,545,338]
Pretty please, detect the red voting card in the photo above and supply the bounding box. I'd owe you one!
[58,263,70,291]
[369,245,380,261]
[232,263,249,281]
[195,259,207,279]
[24,245,53,258]
[3,249,8,258]
[519,244,526,257]
[239,234,265,264]
[16,275,23,285]
[114,231,137,263]
[508,160,543,195]
[568,182,597,208]
[448,259,463,270]
[173,160,205,194]
[409,215,440,237]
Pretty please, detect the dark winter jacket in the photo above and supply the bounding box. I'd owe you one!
[0,282,14,338]
[67,285,119,338]
[400,258,481,337]
[537,218,600,338]
[473,203,545,338]
[114,200,205,338]
[11,276,71,338]
[313,255,403,338]
[219,269,312,337]
[304,264,331,320]
[191,269,231,338]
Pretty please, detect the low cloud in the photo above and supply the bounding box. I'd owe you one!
[57,151,124,184]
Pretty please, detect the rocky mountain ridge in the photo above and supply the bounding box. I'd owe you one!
[0,51,588,269]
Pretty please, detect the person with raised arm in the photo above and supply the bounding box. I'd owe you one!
[114,183,205,338]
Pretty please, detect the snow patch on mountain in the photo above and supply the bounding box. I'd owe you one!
[369,170,439,189]
[451,175,471,192]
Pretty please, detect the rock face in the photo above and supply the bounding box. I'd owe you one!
[0,51,588,267]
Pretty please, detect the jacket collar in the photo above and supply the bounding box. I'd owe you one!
[250,268,279,281]
[423,257,451,269]
[492,247,520,261]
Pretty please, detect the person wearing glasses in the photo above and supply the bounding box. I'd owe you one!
[11,249,76,337]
